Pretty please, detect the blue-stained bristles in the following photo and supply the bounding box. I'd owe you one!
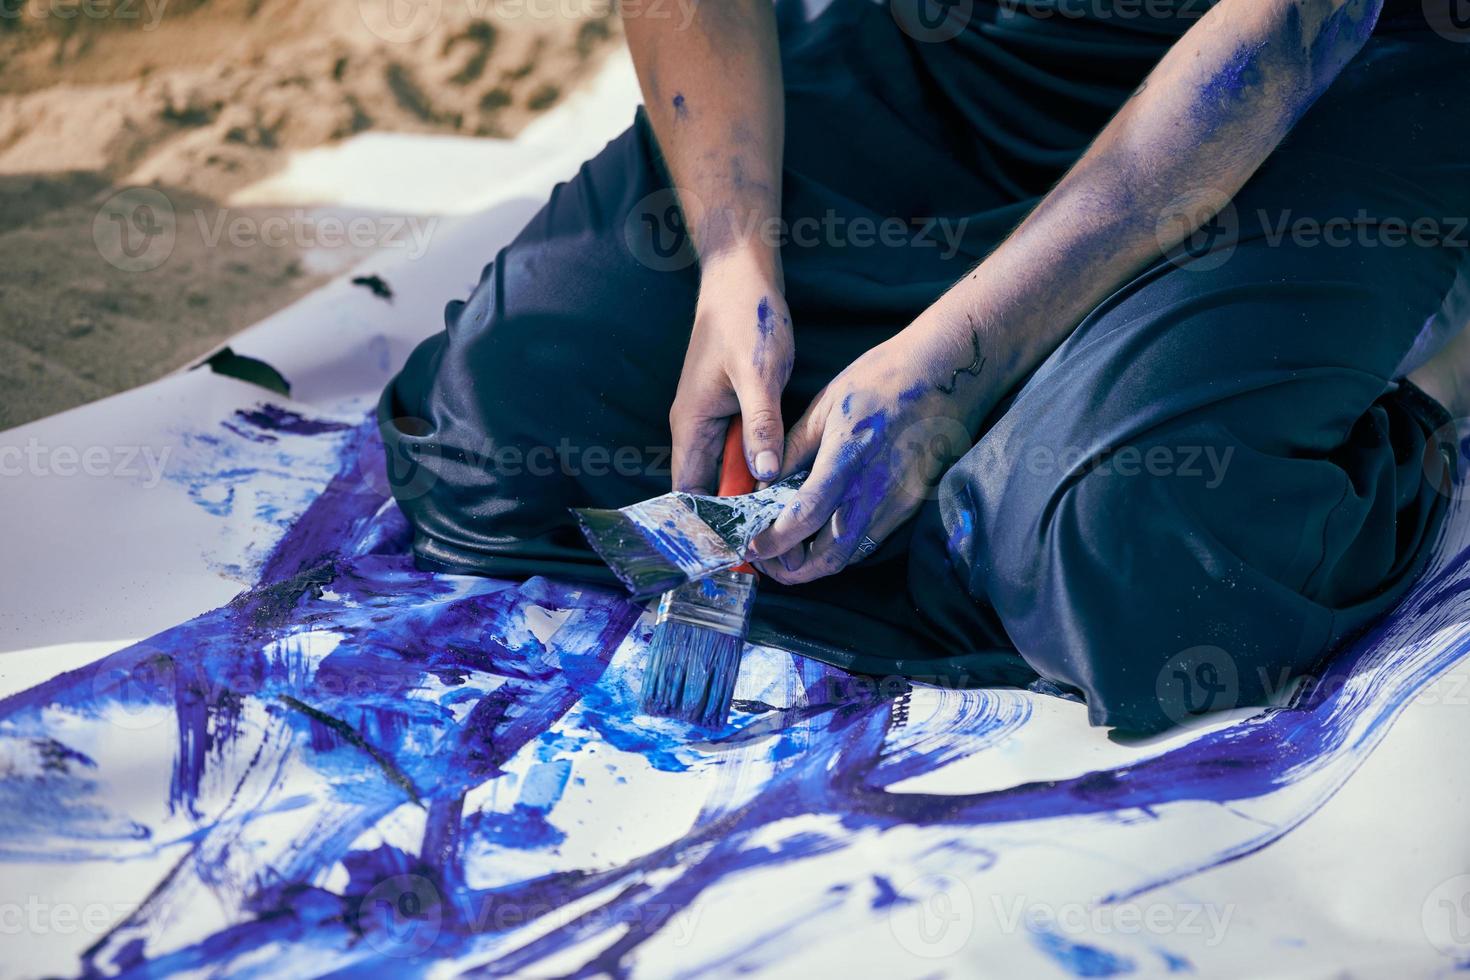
[640,568,757,728]
[641,621,746,728]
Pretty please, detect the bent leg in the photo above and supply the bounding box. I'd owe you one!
[379,114,704,579]
[927,227,1462,732]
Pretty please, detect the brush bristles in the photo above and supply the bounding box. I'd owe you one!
[641,622,745,728]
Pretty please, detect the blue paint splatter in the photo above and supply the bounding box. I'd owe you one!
[5,405,1470,974]
[1030,925,1136,977]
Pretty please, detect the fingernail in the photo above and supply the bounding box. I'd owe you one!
[755,451,780,480]
[780,550,801,572]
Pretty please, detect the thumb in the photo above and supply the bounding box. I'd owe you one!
[780,400,825,478]
[733,372,786,482]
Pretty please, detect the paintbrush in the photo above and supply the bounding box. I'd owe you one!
[639,419,761,727]
[573,421,802,726]
[571,439,803,603]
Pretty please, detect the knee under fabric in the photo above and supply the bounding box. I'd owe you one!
[379,4,1470,730]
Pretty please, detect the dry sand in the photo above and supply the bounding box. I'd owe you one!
[0,0,620,428]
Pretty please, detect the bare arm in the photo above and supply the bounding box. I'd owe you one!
[918,0,1385,404]
[751,0,1386,581]
[624,0,792,491]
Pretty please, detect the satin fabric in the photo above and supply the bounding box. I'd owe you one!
[380,0,1470,730]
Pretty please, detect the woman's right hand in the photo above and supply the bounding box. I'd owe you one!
[669,253,794,494]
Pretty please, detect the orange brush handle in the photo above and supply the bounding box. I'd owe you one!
[719,418,758,575]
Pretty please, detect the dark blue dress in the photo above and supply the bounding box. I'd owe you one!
[380,0,1470,731]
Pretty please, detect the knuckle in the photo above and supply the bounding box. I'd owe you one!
[747,417,782,446]
[817,550,846,571]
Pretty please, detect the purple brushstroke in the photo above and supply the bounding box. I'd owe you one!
[0,405,1466,975]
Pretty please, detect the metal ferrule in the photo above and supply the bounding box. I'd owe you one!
[654,569,756,638]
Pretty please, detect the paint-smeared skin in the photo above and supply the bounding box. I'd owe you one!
[671,92,688,120]
[4,411,1469,975]
[751,295,794,380]
[1192,0,1384,141]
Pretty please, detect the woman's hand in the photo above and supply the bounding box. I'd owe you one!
[748,318,998,584]
[669,254,795,493]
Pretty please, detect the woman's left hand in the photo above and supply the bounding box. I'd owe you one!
[748,319,999,584]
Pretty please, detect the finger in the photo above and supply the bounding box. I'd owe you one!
[669,407,728,494]
[779,399,827,479]
[777,504,863,585]
[752,545,806,584]
[747,423,856,559]
[776,501,903,585]
[732,371,785,482]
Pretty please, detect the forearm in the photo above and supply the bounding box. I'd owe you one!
[915,0,1384,403]
[624,0,785,283]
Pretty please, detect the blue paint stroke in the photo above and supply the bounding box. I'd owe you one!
[1030,924,1136,977]
[1,407,1468,975]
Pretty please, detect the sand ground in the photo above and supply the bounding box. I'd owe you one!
[0,0,619,428]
